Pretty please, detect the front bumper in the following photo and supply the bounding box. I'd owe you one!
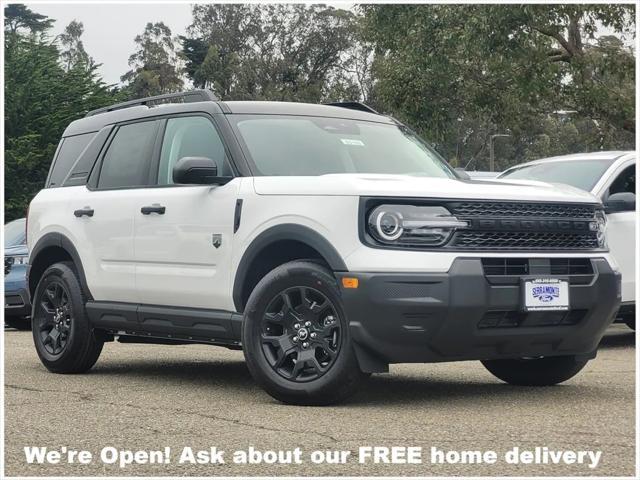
[337,257,620,371]
[4,286,31,317]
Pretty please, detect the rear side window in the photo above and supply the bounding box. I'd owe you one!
[98,121,158,189]
[47,133,95,187]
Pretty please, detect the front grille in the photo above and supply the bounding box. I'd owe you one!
[4,257,11,275]
[443,201,600,251]
[454,231,599,251]
[478,309,588,329]
[450,202,595,219]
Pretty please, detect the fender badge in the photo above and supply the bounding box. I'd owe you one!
[212,234,222,249]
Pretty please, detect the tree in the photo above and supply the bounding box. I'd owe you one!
[180,4,359,102]
[4,4,53,36]
[59,20,91,71]
[361,4,635,167]
[121,22,183,97]
[4,6,117,221]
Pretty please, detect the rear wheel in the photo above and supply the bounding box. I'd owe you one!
[482,355,589,386]
[242,260,366,405]
[31,262,104,373]
[5,316,31,331]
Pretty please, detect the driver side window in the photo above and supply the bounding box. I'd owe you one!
[608,164,636,198]
[158,116,232,185]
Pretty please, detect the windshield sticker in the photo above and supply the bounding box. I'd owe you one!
[341,138,365,146]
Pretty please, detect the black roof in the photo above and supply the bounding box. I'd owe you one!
[63,91,394,137]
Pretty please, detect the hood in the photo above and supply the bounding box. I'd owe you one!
[253,174,600,204]
[4,244,28,256]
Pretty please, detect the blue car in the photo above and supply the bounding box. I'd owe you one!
[5,218,31,330]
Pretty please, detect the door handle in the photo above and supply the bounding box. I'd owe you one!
[141,204,166,215]
[74,207,94,217]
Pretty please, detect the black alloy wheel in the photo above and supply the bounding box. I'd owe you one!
[242,260,366,405]
[31,261,104,373]
[261,286,341,382]
[35,281,73,356]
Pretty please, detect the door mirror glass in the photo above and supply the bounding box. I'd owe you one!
[172,156,222,185]
[604,192,636,213]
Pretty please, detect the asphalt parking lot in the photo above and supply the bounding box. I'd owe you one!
[3,324,636,477]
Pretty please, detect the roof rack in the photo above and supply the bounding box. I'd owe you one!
[85,89,219,117]
[324,101,380,115]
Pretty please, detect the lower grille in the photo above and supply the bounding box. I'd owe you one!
[478,309,588,329]
[453,231,599,251]
[481,258,595,285]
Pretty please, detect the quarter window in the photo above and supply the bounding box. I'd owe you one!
[98,121,158,189]
[47,133,96,187]
[157,116,231,185]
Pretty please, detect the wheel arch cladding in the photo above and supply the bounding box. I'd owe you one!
[233,224,348,312]
[28,233,92,300]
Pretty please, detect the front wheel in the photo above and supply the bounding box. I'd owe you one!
[31,262,104,373]
[242,260,366,405]
[482,355,589,386]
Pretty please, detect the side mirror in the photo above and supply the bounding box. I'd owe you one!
[455,168,471,180]
[173,157,221,185]
[604,192,636,213]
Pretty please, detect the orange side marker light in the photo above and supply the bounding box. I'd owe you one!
[342,277,359,289]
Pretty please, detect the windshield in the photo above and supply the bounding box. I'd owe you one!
[4,218,26,248]
[230,115,456,178]
[499,159,615,192]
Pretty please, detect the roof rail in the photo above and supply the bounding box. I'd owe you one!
[324,101,380,115]
[85,89,219,117]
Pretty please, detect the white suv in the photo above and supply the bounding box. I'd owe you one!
[27,90,621,405]
[500,152,636,329]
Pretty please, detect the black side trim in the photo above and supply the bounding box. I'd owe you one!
[234,199,243,233]
[232,224,348,312]
[86,301,241,344]
[29,233,93,300]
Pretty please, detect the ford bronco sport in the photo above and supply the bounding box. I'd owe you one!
[27,90,621,405]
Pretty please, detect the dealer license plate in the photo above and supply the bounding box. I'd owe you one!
[522,278,569,312]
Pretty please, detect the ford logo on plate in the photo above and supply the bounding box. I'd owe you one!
[532,285,560,303]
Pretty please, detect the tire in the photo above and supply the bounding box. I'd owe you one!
[242,260,366,405]
[5,316,31,331]
[31,261,104,373]
[482,355,589,386]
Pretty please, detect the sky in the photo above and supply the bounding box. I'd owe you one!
[31,3,194,85]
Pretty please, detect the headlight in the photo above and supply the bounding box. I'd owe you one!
[5,255,28,266]
[590,209,607,249]
[367,204,468,248]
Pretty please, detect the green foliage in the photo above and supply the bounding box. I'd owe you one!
[181,4,361,102]
[121,22,183,97]
[59,20,91,71]
[361,4,635,169]
[4,5,118,221]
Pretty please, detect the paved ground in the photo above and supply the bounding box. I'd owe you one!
[3,324,636,477]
